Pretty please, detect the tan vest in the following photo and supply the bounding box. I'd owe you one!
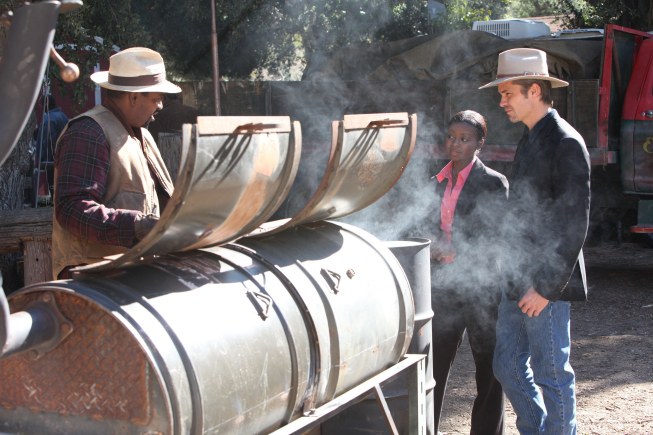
[52,105,174,278]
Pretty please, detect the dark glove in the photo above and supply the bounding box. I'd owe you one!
[134,213,159,241]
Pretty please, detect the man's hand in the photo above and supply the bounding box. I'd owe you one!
[134,213,159,241]
[518,286,549,317]
[430,241,457,261]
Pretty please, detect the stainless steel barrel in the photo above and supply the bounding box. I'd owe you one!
[322,238,434,435]
[0,221,413,435]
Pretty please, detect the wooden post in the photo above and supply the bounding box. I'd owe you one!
[21,237,53,285]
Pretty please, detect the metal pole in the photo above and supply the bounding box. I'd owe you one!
[210,0,221,116]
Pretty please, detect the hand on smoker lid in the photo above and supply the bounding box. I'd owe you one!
[134,213,159,241]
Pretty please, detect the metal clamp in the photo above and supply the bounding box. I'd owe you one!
[247,290,273,319]
[321,268,341,293]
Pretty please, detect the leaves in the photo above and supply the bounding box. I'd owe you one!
[6,0,649,109]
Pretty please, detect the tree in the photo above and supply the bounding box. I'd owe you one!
[558,0,651,31]
[51,0,150,114]
[504,0,653,31]
[428,0,510,34]
[130,0,431,81]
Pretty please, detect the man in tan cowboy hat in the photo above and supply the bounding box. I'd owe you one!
[52,47,180,279]
[480,48,591,435]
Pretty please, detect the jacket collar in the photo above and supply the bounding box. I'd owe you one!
[434,157,485,196]
[102,98,143,143]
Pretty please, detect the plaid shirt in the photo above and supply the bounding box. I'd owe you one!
[54,117,139,249]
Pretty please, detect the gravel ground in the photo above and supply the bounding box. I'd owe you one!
[438,242,653,435]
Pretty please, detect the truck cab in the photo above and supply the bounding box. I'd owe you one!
[618,26,653,234]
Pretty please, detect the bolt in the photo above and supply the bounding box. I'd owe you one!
[29,350,39,360]
[41,293,51,302]
[61,323,72,334]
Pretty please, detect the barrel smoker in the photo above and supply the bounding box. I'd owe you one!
[0,3,432,435]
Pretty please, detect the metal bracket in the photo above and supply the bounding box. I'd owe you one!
[1,292,74,361]
[246,289,273,319]
[373,384,400,435]
[268,354,426,435]
[23,292,74,359]
[320,268,341,293]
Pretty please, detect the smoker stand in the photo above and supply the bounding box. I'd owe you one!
[271,354,426,435]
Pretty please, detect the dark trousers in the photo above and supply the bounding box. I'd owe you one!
[431,273,505,435]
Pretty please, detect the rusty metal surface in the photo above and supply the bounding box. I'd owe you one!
[0,1,59,166]
[249,113,416,237]
[0,291,151,424]
[77,116,301,272]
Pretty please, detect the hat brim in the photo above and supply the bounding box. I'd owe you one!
[479,75,569,90]
[90,71,181,93]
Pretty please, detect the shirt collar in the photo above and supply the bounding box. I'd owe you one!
[436,156,477,183]
[528,109,555,144]
[102,98,143,142]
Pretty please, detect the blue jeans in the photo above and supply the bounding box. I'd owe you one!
[493,292,576,435]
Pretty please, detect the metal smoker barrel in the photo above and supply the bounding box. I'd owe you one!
[0,221,413,435]
[322,238,434,435]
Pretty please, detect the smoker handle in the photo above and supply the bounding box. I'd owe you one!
[320,268,341,293]
[248,290,273,319]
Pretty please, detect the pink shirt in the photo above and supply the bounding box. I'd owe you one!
[436,157,477,264]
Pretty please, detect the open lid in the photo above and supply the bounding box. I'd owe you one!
[76,116,301,273]
[249,113,416,237]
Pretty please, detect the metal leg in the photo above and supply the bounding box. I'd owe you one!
[408,357,426,435]
[373,384,400,435]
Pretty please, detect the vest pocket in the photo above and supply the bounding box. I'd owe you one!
[107,190,151,214]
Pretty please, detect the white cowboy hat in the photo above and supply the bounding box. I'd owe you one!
[479,48,568,89]
[90,47,181,93]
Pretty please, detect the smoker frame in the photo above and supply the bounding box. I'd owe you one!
[270,354,426,435]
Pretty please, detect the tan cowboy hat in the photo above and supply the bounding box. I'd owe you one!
[479,48,568,89]
[91,47,181,93]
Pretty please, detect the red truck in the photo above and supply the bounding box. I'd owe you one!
[618,25,653,237]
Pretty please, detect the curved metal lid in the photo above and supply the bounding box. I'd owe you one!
[249,113,416,237]
[77,117,301,272]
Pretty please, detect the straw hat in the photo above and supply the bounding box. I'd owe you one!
[90,47,181,93]
[479,48,568,89]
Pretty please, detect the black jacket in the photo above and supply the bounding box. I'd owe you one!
[505,110,591,302]
[428,158,509,291]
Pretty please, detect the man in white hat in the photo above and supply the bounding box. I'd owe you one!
[52,47,180,279]
[480,48,591,435]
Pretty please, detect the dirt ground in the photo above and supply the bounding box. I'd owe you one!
[438,242,653,435]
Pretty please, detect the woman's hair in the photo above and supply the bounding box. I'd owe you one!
[449,110,487,143]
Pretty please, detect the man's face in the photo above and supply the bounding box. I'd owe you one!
[131,92,165,127]
[498,81,536,124]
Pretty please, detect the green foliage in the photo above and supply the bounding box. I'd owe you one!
[9,0,649,98]
[503,0,646,30]
[557,0,641,29]
[504,0,568,18]
[49,0,150,114]
[432,0,509,33]
[130,0,430,81]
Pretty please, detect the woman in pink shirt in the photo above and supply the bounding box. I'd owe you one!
[430,111,509,435]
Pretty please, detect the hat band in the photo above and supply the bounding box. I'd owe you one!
[496,71,549,79]
[108,72,165,87]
